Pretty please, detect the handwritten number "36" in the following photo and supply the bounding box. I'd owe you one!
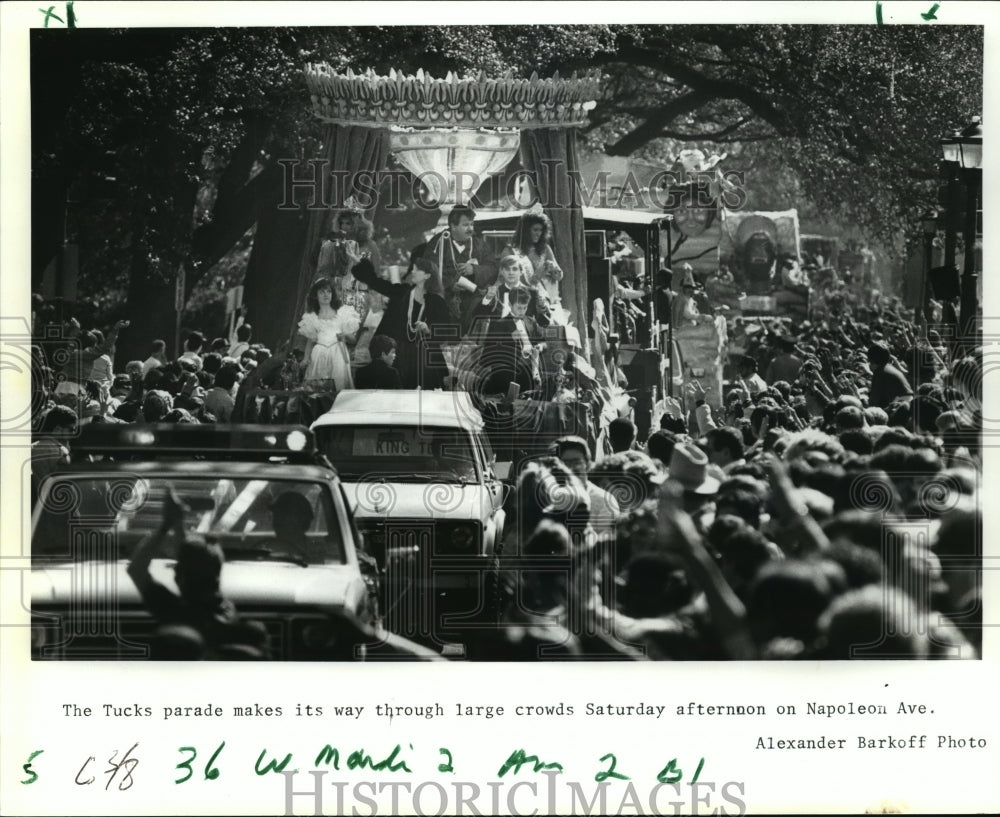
[175,742,225,784]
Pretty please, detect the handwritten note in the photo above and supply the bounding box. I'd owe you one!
[876,1,944,24]
[20,740,708,790]
[38,1,76,28]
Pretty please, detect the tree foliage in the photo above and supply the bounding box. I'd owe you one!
[33,26,623,354]
[584,24,982,244]
[32,24,981,354]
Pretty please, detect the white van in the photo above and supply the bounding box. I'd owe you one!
[311,391,507,616]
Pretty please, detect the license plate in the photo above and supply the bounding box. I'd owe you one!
[741,296,777,312]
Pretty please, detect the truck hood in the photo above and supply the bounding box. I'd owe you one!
[31,559,362,611]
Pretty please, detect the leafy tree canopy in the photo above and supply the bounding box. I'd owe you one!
[32,24,981,350]
[582,24,982,244]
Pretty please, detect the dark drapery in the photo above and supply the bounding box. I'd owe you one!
[242,207,310,350]
[519,129,589,353]
[293,124,391,322]
[243,124,390,349]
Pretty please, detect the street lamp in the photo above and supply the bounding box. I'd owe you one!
[938,128,961,300]
[950,116,983,351]
[937,129,962,343]
[939,131,962,164]
[953,116,983,170]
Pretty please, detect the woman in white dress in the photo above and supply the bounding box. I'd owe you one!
[298,278,361,392]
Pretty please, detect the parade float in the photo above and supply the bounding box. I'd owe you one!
[716,208,808,319]
[243,66,637,462]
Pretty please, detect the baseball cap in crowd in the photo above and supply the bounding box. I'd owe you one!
[935,410,964,433]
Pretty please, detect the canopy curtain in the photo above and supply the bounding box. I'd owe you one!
[241,205,309,350]
[291,123,391,338]
[519,128,589,354]
[241,124,390,349]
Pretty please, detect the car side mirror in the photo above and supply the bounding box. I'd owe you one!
[357,549,379,575]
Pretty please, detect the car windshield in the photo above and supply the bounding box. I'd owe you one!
[33,476,346,565]
[315,425,478,483]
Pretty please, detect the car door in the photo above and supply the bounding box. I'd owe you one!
[472,432,506,554]
[335,480,381,627]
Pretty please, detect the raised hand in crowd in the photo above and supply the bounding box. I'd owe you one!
[656,481,755,660]
[759,454,829,557]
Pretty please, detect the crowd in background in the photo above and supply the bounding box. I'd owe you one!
[478,293,982,660]
[28,205,983,661]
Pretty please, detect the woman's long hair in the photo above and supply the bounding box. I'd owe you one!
[514,212,551,255]
[352,215,375,243]
[332,210,375,243]
[306,278,342,314]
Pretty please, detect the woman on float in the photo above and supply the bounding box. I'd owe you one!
[297,278,361,392]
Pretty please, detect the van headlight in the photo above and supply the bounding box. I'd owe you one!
[299,620,336,650]
[450,524,476,551]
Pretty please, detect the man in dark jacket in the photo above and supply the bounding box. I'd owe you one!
[867,341,912,408]
[420,205,497,325]
[354,335,402,389]
[349,255,451,389]
[765,335,803,384]
[473,286,545,395]
[469,253,553,328]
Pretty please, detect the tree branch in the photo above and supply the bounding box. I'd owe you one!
[188,116,281,273]
[604,91,709,155]
[649,116,753,142]
[712,134,774,144]
[598,42,797,151]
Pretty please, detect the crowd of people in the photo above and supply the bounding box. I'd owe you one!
[28,201,983,661]
[30,203,593,434]
[476,295,982,660]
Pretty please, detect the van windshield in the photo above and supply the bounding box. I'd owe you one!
[33,476,346,565]
[315,426,478,483]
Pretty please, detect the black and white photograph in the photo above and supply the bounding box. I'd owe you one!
[2,2,997,814]
[23,14,986,663]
